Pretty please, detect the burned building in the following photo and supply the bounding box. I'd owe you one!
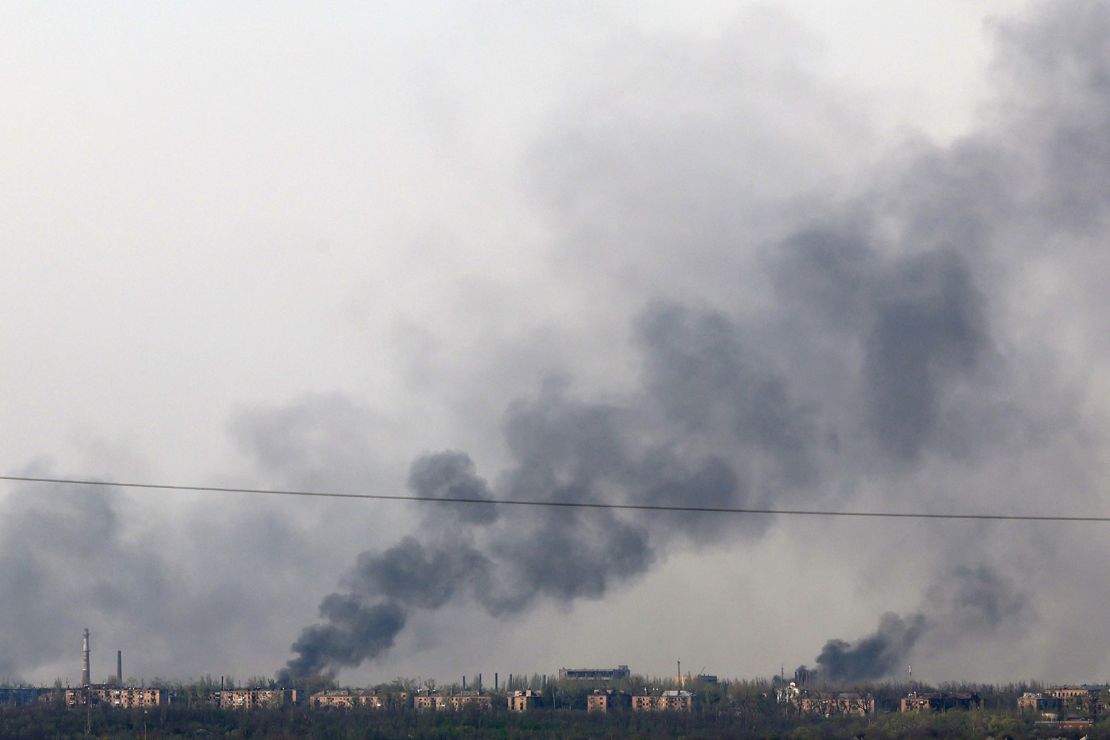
[65,687,164,709]
[631,690,694,712]
[507,689,542,712]
[588,689,632,713]
[308,688,407,710]
[1018,692,1062,715]
[413,690,491,712]
[799,692,876,717]
[215,688,297,710]
[900,691,980,713]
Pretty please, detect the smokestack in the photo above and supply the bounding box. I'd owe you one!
[478,673,482,693]
[117,650,122,686]
[495,672,498,691]
[462,675,466,690]
[81,628,90,687]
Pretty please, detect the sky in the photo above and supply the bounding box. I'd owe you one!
[4,0,1110,688]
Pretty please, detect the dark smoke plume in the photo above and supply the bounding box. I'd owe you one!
[814,613,926,683]
[281,2,1110,680]
[804,566,1027,683]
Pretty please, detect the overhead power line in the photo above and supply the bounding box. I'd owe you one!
[1,474,1107,522]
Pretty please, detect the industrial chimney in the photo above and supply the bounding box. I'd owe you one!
[81,629,91,687]
[117,650,123,686]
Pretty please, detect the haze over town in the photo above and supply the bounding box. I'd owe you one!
[3,0,1109,691]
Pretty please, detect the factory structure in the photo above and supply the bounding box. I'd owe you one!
[63,627,164,709]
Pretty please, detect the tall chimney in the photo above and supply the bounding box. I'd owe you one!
[81,629,91,687]
[117,650,123,686]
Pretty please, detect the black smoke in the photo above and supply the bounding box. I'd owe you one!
[281,2,1110,680]
[806,566,1027,683]
[815,613,926,683]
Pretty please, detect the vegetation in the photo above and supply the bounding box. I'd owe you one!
[2,677,1107,738]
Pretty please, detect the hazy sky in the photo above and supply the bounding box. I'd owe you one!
[5,0,1109,688]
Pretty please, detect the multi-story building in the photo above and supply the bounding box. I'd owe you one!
[215,689,296,710]
[900,691,980,713]
[414,691,491,711]
[558,666,631,682]
[64,687,165,708]
[507,689,542,712]
[799,693,875,717]
[0,688,53,706]
[308,689,407,710]
[587,689,631,713]
[632,690,693,712]
[1018,692,1062,714]
[1044,686,1100,709]
[447,692,492,711]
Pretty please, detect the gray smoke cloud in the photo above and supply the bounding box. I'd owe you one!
[808,566,1027,683]
[815,613,927,684]
[282,1,1110,681]
[3,2,1106,687]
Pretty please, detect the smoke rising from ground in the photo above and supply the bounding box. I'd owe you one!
[807,565,1027,682]
[281,1,1110,681]
[815,613,927,684]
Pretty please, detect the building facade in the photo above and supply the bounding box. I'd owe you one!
[507,690,542,712]
[414,691,491,711]
[558,665,631,681]
[900,691,980,713]
[632,690,693,712]
[215,689,296,710]
[65,687,164,708]
[588,689,631,713]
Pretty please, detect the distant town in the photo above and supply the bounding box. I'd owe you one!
[1,628,1108,737]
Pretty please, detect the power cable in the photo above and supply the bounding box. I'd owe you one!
[1,474,1107,522]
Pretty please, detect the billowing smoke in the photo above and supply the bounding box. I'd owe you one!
[815,613,926,683]
[276,1,1110,680]
[806,566,1027,683]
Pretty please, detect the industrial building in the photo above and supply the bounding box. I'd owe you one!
[558,665,630,681]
